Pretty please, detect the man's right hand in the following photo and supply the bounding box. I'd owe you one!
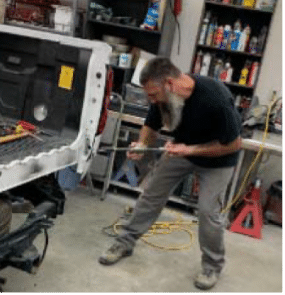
[127,142,146,161]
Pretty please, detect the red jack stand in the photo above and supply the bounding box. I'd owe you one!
[229,179,263,239]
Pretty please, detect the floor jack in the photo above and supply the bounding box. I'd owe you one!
[229,179,263,239]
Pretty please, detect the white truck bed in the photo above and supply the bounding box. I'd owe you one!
[0,25,112,193]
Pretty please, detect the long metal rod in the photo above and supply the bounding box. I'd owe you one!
[98,147,166,153]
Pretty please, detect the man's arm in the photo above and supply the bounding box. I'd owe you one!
[165,136,242,157]
[138,125,158,147]
[127,125,158,160]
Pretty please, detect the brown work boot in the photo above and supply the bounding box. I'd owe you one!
[99,242,133,265]
[194,269,220,290]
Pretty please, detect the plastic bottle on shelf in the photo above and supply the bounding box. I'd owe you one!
[239,60,251,85]
[235,94,242,107]
[213,58,224,80]
[242,0,256,8]
[222,0,231,3]
[208,55,217,77]
[238,24,251,52]
[231,19,242,50]
[198,11,211,45]
[235,0,243,5]
[205,17,217,46]
[255,0,263,9]
[247,61,260,87]
[221,24,232,50]
[219,61,233,82]
[140,0,160,30]
[213,25,224,48]
[256,26,268,53]
[193,51,204,74]
[200,52,212,76]
[248,36,258,54]
[225,62,234,82]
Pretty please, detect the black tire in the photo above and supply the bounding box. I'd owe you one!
[0,198,12,237]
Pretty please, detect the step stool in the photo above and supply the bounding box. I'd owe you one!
[113,159,139,187]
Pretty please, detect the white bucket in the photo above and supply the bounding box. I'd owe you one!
[0,0,6,24]
[53,5,73,33]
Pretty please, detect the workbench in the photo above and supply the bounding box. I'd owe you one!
[91,110,282,211]
[228,130,282,208]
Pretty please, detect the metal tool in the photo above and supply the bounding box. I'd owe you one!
[98,147,166,153]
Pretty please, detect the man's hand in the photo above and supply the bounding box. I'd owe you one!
[164,142,193,157]
[127,142,146,161]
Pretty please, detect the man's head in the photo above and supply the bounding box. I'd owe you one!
[140,57,195,131]
[140,57,181,104]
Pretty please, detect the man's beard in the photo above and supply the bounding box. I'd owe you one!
[159,90,185,132]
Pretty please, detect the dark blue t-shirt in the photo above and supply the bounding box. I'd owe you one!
[144,76,242,168]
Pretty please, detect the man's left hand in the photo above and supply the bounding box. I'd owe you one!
[164,142,194,157]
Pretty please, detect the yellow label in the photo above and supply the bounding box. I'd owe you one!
[58,66,75,90]
[239,69,249,85]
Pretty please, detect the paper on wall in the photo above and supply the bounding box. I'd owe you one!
[131,50,156,87]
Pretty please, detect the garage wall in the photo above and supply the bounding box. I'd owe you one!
[170,0,282,191]
[170,0,282,104]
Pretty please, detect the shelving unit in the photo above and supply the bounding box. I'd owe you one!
[190,0,277,102]
[85,1,183,203]
[83,0,175,56]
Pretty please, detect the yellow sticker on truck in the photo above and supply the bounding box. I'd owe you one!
[59,66,75,90]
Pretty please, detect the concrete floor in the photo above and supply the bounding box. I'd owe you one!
[1,186,282,292]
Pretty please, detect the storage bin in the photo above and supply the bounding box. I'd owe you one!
[125,83,148,107]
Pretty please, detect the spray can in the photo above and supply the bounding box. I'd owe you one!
[221,25,232,50]
[248,36,258,54]
[247,62,259,87]
[213,58,224,80]
[256,26,267,53]
[239,60,251,85]
[238,24,251,52]
[205,17,217,46]
[213,26,224,48]
[225,62,234,82]
[231,19,242,50]
[193,51,203,74]
[200,53,212,76]
[198,11,211,45]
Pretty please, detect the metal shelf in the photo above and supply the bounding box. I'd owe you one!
[205,1,274,14]
[196,44,263,58]
[87,18,162,36]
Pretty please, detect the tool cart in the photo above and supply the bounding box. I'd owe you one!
[0,24,111,287]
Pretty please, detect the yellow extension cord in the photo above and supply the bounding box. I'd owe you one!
[113,209,199,251]
[110,93,279,251]
[221,92,279,214]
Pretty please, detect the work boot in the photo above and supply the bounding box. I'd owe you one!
[99,242,133,265]
[194,269,220,290]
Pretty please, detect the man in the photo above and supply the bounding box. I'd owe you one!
[99,57,242,290]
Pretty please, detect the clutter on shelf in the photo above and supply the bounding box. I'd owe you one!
[193,50,260,87]
[198,12,268,54]
[88,0,167,32]
[208,0,277,12]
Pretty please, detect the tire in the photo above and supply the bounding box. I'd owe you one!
[0,198,12,237]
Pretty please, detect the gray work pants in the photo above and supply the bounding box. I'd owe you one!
[117,155,235,273]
